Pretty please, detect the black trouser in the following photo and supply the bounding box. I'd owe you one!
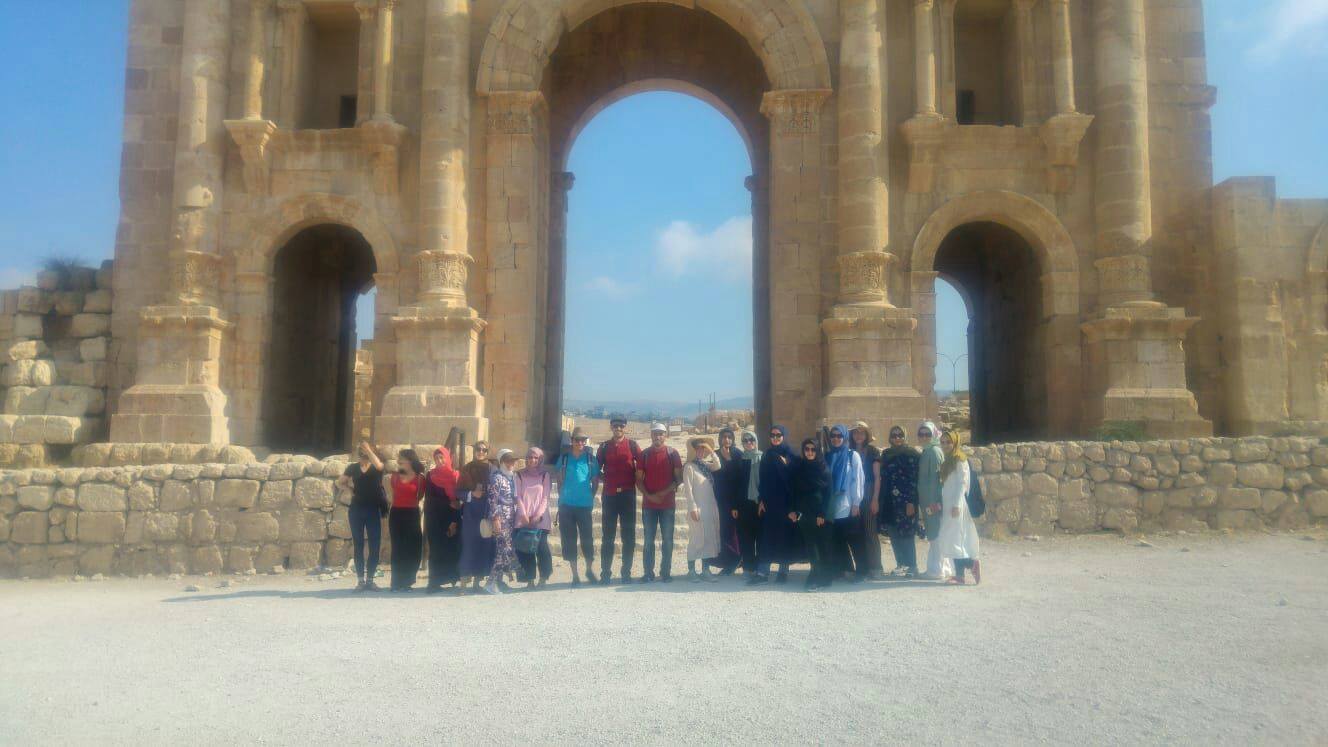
[348,502,382,581]
[888,524,918,571]
[601,489,637,578]
[424,498,460,587]
[859,501,884,573]
[734,499,760,573]
[799,519,834,588]
[832,516,865,578]
[558,506,594,564]
[516,529,552,582]
[388,507,422,590]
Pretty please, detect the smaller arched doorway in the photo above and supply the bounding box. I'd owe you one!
[935,222,1045,443]
[263,224,377,454]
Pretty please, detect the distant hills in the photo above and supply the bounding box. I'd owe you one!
[564,395,754,419]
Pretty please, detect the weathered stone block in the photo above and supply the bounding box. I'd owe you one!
[77,483,127,511]
[142,512,180,542]
[78,512,126,543]
[189,510,217,544]
[45,386,104,417]
[215,479,260,509]
[10,511,47,543]
[188,546,224,575]
[258,480,293,509]
[17,484,53,511]
[1236,463,1284,489]
[79,546,116,576]
[1305,490,1328,517]
[12,314,43,338]
[1101,507,1139,533]
[235,512,280,543]
[1094,483,1140,507]
[267,462,306,481]
[294,477,334,509]
[287,542,323,570]
[983,473,1023,501]
[1206,463,1237,486]
[1025,473,1057,496]
[3,360,54,387]
[279,510,328,542]
[1219,487,1262,510]
[1214,509,1256,530]
[68,313,110,338]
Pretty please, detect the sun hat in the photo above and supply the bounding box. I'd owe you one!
[650,422,667,433]
[496,448,517,462]
[571,427,589,440]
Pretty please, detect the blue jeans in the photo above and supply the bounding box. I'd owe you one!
[348,502,382,581]
[642,507,675,579]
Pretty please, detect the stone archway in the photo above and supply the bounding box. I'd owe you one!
[227,193,401,447]
[477,0,833,446]
[910,190,1082,437]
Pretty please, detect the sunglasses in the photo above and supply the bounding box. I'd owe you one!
[574,437,588,443]
[742,438,756,443]
[769,433,783,439]
[830,434,843,440]
[611,423,626,428]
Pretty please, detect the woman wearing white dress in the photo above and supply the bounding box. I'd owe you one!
[682,436,722,582]
[937,429,981,585]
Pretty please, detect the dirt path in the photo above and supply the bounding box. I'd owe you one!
[1,532,1326,744]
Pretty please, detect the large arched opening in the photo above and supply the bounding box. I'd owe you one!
[262,224,376,454]
[912,191,1082,442]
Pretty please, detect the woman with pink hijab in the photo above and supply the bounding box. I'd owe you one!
[514,446,554,588]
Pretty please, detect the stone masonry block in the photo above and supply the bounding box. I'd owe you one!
[76,512,126,543]
[77,483,127,511]
[17,485,53,511]
[215,479,260,509]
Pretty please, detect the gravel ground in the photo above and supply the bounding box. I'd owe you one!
[2,531,1326,745]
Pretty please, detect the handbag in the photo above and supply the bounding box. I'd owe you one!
[513,527,541,555]
[966,474,987,518]
[479,517,494,538]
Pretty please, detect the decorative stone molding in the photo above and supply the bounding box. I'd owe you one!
[224,118,277,194]
[760,89,831,135]
[1039,112,1094,193]
[1095,254,1158,308]
[486,91,545,135]
[358,118,408,195]
[899,113,949,193]
[837,251,893,305]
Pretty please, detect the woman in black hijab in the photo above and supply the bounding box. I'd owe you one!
[749,424,797,585]
[790,438,834,591]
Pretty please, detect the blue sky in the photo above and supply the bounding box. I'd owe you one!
[0,1,1324,401]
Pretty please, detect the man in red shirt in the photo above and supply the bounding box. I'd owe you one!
[596,415,642,584]
[636,422,683,582]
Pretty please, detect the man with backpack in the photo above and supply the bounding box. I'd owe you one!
[637,423,684,582]
[597,416,642,584]
[555,427,600,586]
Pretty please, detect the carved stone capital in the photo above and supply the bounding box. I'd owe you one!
[486,91,546,135]
[277,0,306,18]
[354,0,376,22]
[1039,112,1094,193]
[224,118,277,194]
[418,250,472,306]
[838,251,895,305]
[760,89,831,136]
[170,251,224,307]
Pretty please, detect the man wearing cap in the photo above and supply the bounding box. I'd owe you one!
[555,427,600,586]
[637,423,684,582]
[597,416,643,584]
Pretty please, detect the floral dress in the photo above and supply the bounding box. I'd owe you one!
[879,447,923,539]
[486,470,521,575]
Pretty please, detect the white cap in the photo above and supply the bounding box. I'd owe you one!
[650,422,667,433]
[496,448,516,462]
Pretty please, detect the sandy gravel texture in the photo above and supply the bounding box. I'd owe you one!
[2,532,1326,745]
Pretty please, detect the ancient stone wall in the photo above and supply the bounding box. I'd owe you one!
[2,435,1325,579]
[970,436,1328,537]
[0,264,115,469]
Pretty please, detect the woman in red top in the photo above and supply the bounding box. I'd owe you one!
[383,449,426,592]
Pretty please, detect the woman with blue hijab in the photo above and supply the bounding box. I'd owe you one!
[748,424,797,585]
[825,424,866,581]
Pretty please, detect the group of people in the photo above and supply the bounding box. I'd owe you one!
[337,417,982,594]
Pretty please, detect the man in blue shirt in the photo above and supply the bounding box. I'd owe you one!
[555,427,601,586]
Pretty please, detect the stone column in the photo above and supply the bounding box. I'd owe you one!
[747,174,772,438]
[275,0,306,128]
[1050,0,1076,115]
[825,0,926,434]
[354,1,376,125]
[482,91,547,448]
[112,0,233,444]
[1081,0,1210,437]
[375,0,486,447]
[242,0,269,121]
[371,0,397,123]
[938,0,957,120]
[761,89,830,439]
[901,0,948,192]
[541,171,574,453]
[1014,0,1037,126]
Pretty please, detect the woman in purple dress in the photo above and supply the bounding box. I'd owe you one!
[484,449,522,595]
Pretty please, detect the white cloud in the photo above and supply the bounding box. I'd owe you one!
[1247,0,1328,63]
[654,216,753,281]
[583,275,639,299]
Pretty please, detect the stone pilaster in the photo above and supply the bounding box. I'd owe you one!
[1049,0,1076,115]
[1013,0,1037,126]
[541,171,574,453]
[242,0,269,121]
[761,89,830,439]
[113,0,233,444]
[1082,0,1209,438]
[275,0,305,128]
[836,0,888,276]
[937,0,957,120]
[354,0,376,126]
[375,0,486,447]
[482,90,547,448]
[901,0,947,193]
[1038,0,1092,193]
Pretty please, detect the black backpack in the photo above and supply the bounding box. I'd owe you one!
[966,474,986,518]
